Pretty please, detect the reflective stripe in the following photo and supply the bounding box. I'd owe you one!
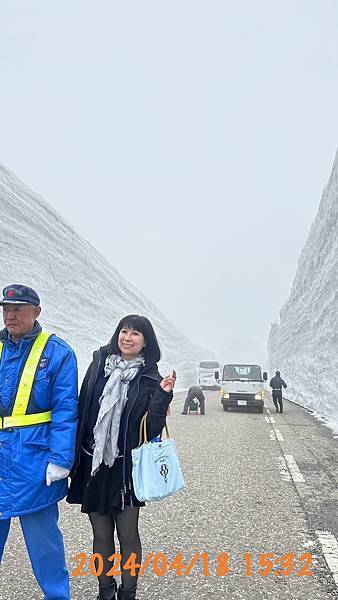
[0,411,52,429]
[12,332,51,416]
[0,332,52,428]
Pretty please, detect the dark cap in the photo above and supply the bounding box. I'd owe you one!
[0,284,40,306]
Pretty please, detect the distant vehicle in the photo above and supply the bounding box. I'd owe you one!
[216,363,267,413]
[198,360,220,390]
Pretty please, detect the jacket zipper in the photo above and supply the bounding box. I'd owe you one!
[75,351,102,474]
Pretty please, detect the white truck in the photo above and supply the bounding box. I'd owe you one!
[215,363,267,413]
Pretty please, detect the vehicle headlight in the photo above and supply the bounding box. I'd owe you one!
[255,393,262,399]
[223,393,230,399]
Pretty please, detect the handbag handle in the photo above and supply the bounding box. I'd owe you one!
[138,412,170,445]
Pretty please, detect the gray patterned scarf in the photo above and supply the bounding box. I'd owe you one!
[91,353,145,476]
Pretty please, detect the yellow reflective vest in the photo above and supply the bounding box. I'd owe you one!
[0,331,52,429]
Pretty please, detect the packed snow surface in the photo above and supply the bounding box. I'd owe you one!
[268,150,338,431]
[0,164,212,389]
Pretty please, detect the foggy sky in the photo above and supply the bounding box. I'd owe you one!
[1,0,338,366]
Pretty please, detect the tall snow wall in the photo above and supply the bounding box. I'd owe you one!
[268,150,338,425]
[0,164,211,388]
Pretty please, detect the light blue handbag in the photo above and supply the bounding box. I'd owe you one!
[131,413,186,502]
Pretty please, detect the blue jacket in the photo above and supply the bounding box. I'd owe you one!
[0,322,78,519]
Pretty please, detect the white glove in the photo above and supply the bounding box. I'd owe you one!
[46,463,70,486]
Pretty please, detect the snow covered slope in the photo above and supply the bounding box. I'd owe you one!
[268,150,338,428]
[0,164,211,388]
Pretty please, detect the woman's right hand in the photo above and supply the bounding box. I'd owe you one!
[160,370,177,393]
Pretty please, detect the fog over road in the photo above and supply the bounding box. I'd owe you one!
[2,391,338,600]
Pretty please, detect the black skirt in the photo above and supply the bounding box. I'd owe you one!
[67,449,145,515]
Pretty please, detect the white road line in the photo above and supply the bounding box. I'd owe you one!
[265,416,272,423]
[275,429,285,442]
[278,456,291,481]
[270,429,285,442]
[277,455,305,483]
[269,416,276,424]
[284,454,305,483]
[316,530,338,586]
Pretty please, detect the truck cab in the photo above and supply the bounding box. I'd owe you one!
[216,364,267,413]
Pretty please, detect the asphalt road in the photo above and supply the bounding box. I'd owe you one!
[2,390,338,600]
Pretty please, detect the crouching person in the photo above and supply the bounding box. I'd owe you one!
[0,284,78,600]
[181,385,206,415]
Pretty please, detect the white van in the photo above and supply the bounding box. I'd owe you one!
[216,364,267,413]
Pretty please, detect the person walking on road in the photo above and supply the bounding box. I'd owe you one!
[0,284,78,600]
[67,314,176,600]
[181,385,206,415]
[270,370,287,413]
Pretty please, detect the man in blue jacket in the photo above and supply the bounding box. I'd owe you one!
[0,284,78,599]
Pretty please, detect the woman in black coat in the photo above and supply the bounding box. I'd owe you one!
[67,315,175,600]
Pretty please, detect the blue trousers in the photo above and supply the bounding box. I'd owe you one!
[0,503,69,600]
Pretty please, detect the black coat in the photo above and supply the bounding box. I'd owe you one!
[71,345,173,502]
[269,375,287,390]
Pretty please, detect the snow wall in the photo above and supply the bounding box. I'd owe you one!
[0,164,212,388]
[268,150,338,428]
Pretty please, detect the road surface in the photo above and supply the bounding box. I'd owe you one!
[2,390,338,599]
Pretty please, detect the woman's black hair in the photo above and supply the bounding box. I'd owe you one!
[109,315,161,364]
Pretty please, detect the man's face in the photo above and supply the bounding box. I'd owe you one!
[2,304,41,340]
